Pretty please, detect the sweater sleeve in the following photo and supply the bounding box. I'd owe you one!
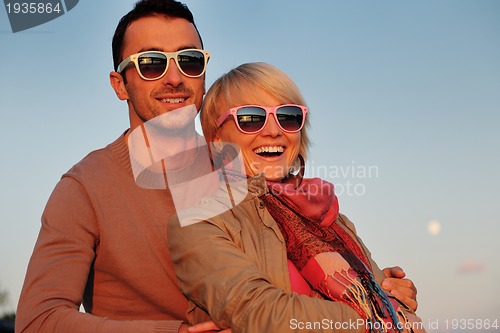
[15,176,182,333]
[168,213,366,333]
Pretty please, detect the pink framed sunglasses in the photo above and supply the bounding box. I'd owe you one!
[216,104,308,134]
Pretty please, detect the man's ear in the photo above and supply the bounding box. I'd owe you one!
[109,71,129,101]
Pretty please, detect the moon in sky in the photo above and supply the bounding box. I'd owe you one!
[427,220,442,236]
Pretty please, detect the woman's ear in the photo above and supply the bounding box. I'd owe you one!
[109,71,129,101]
[212,139,223,153]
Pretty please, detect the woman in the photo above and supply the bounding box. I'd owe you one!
[168,63,424,333]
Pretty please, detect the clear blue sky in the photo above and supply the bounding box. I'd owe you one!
[1,1,499,330]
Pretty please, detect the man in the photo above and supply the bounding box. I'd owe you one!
[16,1,417,332]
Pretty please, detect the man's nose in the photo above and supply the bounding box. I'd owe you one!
[161,59,183,86]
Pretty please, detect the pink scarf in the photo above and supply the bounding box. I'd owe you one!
[262,178,405,333]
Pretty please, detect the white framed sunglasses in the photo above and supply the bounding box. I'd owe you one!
[117,49,210,80]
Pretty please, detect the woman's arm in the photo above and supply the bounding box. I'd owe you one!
[336,215,426,333]
[168,212,365,333]
[337,214,419,313]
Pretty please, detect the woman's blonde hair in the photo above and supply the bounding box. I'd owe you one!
[201,62,310,159]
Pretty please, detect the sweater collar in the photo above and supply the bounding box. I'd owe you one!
[108,130,134,177]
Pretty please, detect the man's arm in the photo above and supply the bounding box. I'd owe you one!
[184,322,231,333]
[382,266,418,312]
[15,177,183,333]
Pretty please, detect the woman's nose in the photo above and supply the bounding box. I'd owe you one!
[260,114,282,137]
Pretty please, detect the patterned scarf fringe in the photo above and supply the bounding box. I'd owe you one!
[321,269,403,333]
[319,270,406,333]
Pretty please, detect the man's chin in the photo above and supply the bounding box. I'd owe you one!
[150,104,198,131]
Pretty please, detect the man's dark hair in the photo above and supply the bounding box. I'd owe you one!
[112,0,203,71]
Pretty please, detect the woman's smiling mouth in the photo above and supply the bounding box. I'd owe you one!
[253,146,284,157]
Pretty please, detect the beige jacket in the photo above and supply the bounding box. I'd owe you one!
[168,175,405,333]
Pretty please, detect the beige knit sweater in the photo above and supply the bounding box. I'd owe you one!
[16,132,211,333]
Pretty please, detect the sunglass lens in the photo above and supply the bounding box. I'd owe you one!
[138,53,167,79]
[237,107,267,133]
[276,106,304,132]
[178,50,205,77]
